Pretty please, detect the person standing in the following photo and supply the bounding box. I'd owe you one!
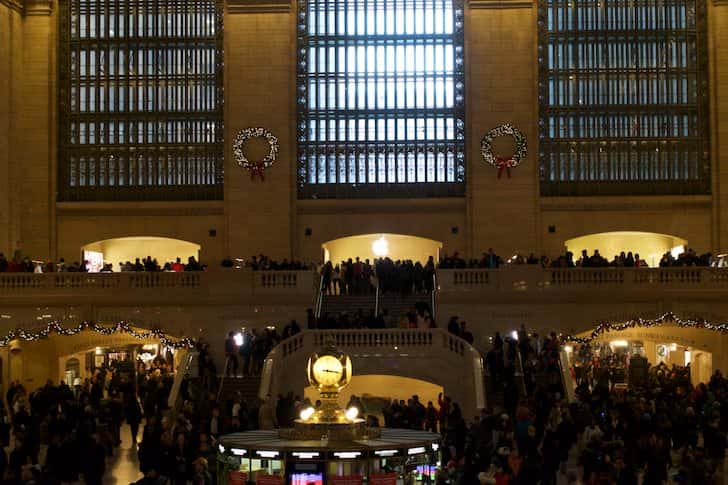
[224,331,239,377]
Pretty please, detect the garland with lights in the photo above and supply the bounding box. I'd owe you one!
[233,127,279,181]
[0,321,195,349]
[560,312,728,345]
[481,124,527,179]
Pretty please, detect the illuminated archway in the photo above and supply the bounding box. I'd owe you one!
[565,231,687,267]
[565,315,723,385]
[322,234,443,264]
[304,375,444,411]
[82,236,201,272]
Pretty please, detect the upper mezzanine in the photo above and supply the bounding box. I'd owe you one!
[1,266,726,306]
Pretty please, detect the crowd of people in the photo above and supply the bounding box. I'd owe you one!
[0,355,177,485]
[438,247,717,270]
[320,256,437,296]
[0,252,205,274]
[223,324,300,378]
[314,303,435,330]
[427,335,728,484]
[233,255,311,271]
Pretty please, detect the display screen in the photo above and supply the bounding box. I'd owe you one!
[415,465,436,479]
[290,473,323,485]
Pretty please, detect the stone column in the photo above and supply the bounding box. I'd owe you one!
[224,0,295,260]
[466,0,540,259]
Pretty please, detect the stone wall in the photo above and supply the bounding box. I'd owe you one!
[1,0,727,263]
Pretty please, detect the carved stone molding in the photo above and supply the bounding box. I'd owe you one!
[468,0,533,8]
[227,0,291,13]
[24,0,52,15]
[0,0,24,13]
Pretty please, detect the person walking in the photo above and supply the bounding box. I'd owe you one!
[125,392,143,445]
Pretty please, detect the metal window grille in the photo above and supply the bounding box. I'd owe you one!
[538,0,710,196]
[58,0,224,201]
[297,0,466,199]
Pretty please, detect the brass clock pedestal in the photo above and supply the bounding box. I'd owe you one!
[216,341,440,485]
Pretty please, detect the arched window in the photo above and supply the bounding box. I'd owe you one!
[538,0,710,196]
[58,0,224,201]
[297,0,466,198]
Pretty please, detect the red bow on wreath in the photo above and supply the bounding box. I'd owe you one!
[496,158,512,179]
[249,163,266,181]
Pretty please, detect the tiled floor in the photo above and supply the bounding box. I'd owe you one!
[103,425,143,485]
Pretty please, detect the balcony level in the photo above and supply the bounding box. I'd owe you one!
[0,268,727,329]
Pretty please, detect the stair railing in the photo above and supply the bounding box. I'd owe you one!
[514,350,528,397]
[374,278,380,317]
[430,272,438,323]
[167,349,198,421]
[314,270,325,320]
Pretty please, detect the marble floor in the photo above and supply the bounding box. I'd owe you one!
[103,424,143,485]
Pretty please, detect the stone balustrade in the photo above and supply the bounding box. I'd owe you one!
[2,267,727,306]
[437,267,728,291]
[0,270,316,304]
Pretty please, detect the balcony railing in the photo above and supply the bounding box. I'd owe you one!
[0,270,317,302]
[2,267,727,305]
[437,267,728,291]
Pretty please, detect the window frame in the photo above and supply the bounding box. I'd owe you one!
[296,0,466,199]
[537,0,711,196]
[57,0,225,202]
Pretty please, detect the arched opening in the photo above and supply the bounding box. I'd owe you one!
[81,236,201,272]
[0,323,186,392]
[567,323,716,386]
[304,375,443,422]
[322,234,442,265]
[564,231,687,267]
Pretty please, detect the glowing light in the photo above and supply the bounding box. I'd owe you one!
[299,407,315,421]
[233,333,244,347]
[408,447,426,455]
[684,350,691,365]
[292,452,319,458]
[610,340,629,348]
[564,345,573,353]
[511,330,518,341]
[95,347,103,355]
[345,407,359,421]
[372,237,389,257]
[670,343,678,351]
[256,451,279,458]
[218,444,225,453]
[375,450,398,456]
[333,452,361,459]
[231,448,246,456]
[432,443,440,451]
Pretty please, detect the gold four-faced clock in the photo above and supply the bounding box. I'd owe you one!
[307,349,352,392]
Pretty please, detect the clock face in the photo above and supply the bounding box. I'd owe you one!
[312,355,344,387]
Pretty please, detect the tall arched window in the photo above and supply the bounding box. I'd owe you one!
[538,0,710,196]
[59,0,224,201]
[297,0,466,199]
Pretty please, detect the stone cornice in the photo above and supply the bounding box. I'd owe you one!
[0,0,23,14]
[24,0,52,15]
[0,0,53,15]
[469,0,533,8]
[227,0,291,13]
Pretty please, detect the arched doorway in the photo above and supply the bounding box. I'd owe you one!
[322,234,442,265]
[568,322,717,386]
[82,236,201,272]
[564,231,687,267]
